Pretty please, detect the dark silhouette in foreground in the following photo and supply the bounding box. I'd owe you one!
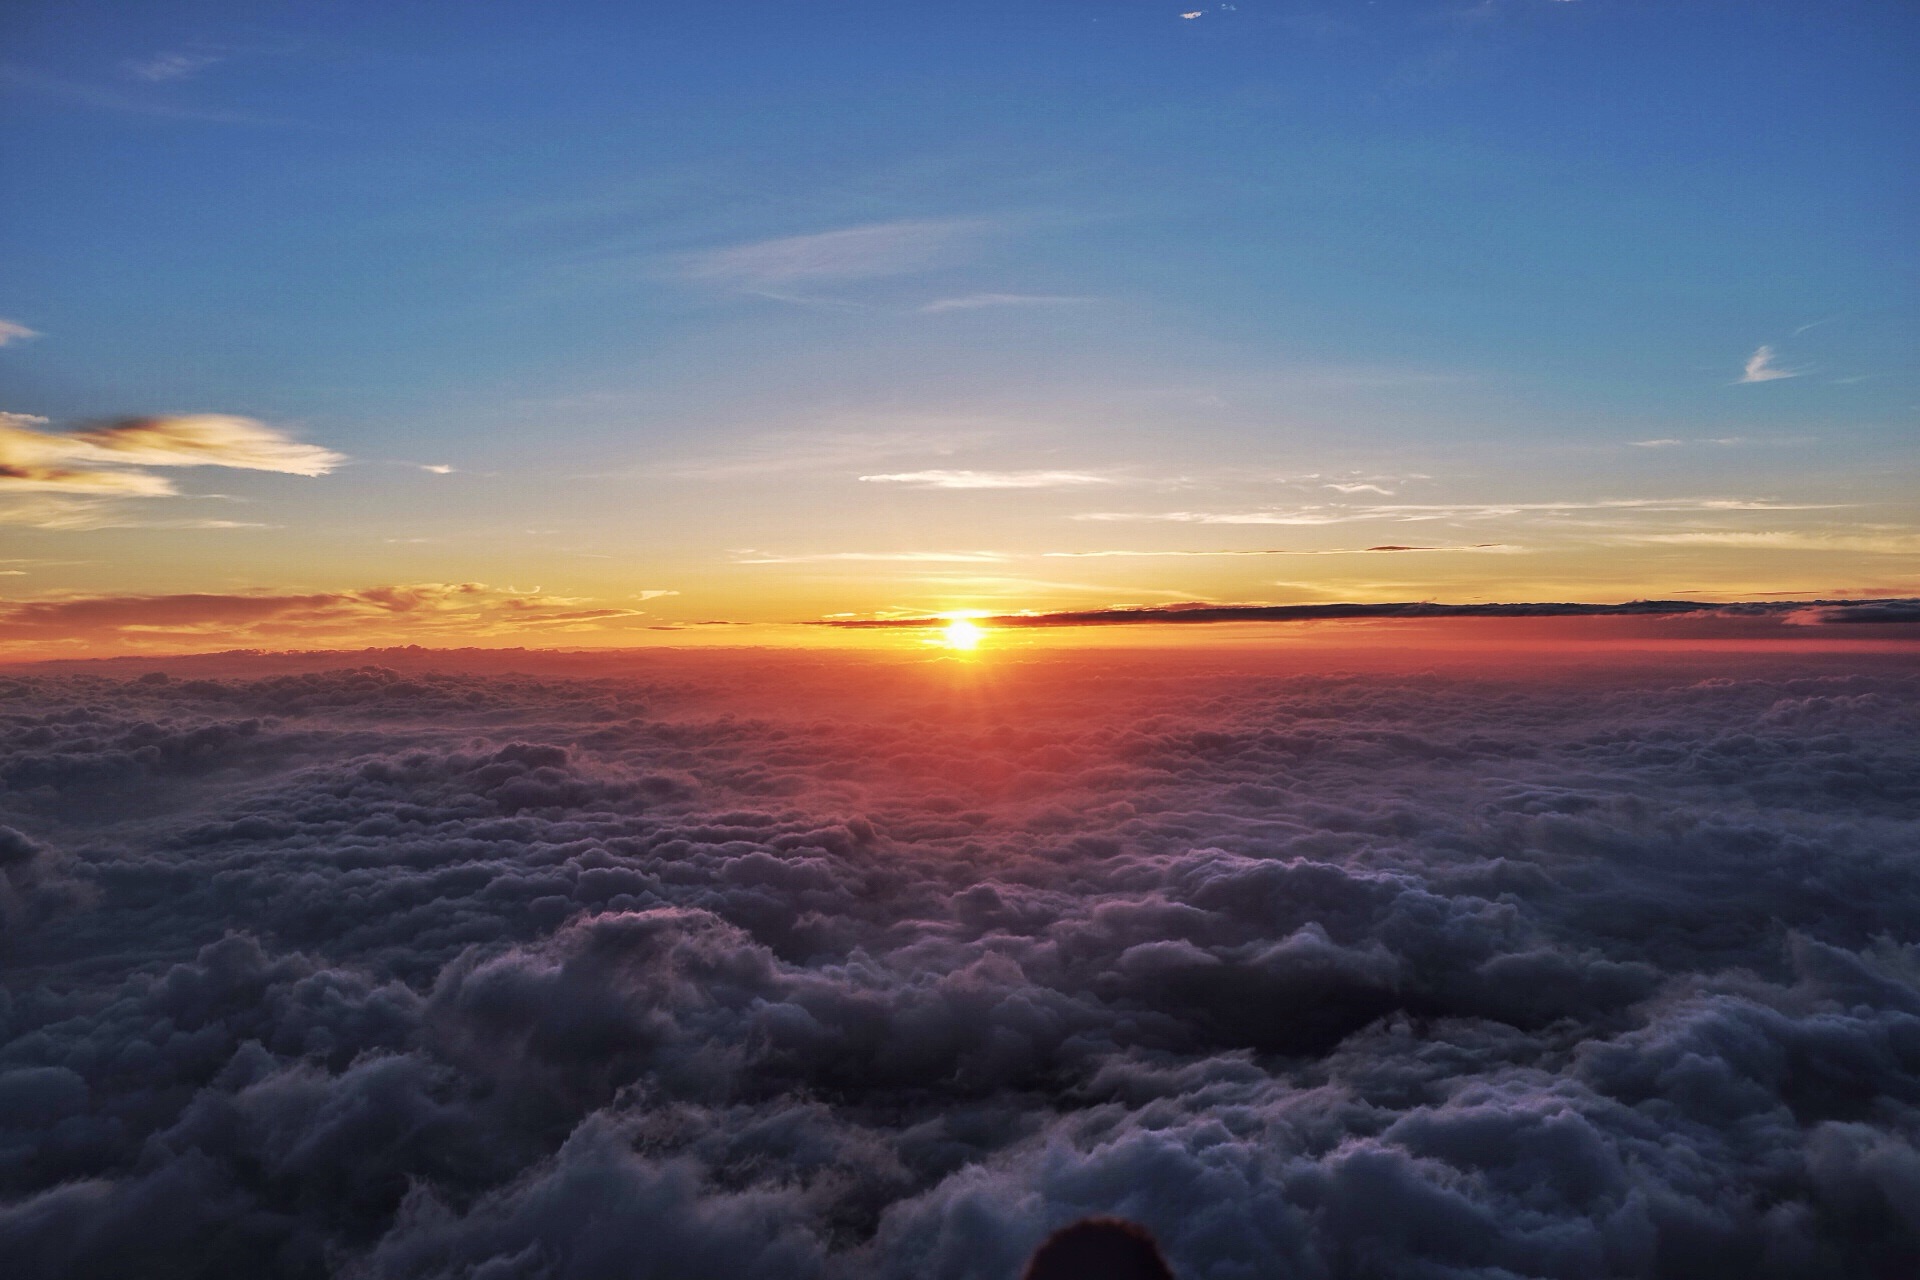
[1020,1218,1177,1280]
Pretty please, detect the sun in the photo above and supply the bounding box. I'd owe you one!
[941,617,986,650]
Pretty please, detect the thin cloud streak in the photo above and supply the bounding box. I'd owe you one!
[919,293,1087,313]
[1612,530,1920,554]
[0,583,648,648]
[816,597,1920,629]
[124,51,223,82]
[0,63,274,125]
[1075,498,1846,525]
[68,416,345,475]
[0,319,38,346]
[664,429,976,481]
[732,550,1011,565]
[1043,543,1518,557]
[0,497,274,531]
[861,469,1114,490]
[0,414,344,498]
[678,219,991,289]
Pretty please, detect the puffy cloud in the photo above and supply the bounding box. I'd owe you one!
[0,650,1916,1277]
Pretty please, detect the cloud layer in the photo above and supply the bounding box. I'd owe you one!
[0,649,1916,1277]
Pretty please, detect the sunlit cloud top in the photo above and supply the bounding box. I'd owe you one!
[0,414,343,497]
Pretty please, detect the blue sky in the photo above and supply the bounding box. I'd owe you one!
[0,0,1914,646]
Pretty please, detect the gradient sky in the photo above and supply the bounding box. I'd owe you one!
[1,0,1915,652]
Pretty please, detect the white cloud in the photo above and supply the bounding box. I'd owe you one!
[0,64,268,125]
[919,293,1086,313]
[0,413,344,503]
[124,51,222,82]
[1075,497,1843,526]
[665,428,976,481]
[67,416,345,476]
[1739,344,1800,383]
[733,550,1011,565]
[0,319,38,346]
[680,219,989,289]
[0,495,275,530]
[859,469,1113,490]
[1611,530,1920,554]
[1043,544,1518,557]
[1630,437,1756,449]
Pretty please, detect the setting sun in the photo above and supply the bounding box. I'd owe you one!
[941,617,985,650]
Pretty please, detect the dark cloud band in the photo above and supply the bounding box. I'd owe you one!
[815,597,1920,628]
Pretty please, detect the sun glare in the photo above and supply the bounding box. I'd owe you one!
[941,617,985,650]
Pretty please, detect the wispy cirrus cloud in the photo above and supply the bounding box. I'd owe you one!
[1739,344,1801,383]
[860,469,1114,490]
[1610,530,1920,554]
[1630,436,1776,449]
[4,507,273,532]
[0,63,271,125]
[63,415,343,475]
[1043,543,1518,557]
[0,414,344,529]
[919,293,1087,314]
[0,583,650,648]
[0,496,272,531]
[664,428,977,481]
[0,319,38,347]
[732,550,1011,565]
[0,413,344,498]
[1075,497,1843,525]
[679,218,991,291]
[124,50,223,83]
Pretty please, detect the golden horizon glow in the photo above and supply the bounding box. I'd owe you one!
[941,617,986,650]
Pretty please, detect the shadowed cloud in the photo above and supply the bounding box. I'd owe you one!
[0,649,1914,1277]
[813,597,1920,629]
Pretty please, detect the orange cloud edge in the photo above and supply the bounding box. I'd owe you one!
[1,593,1917,669]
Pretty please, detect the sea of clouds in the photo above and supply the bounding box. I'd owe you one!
[1,648,1916,1278]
